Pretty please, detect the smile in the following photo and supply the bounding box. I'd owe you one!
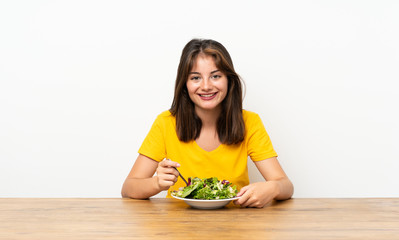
[199,93,217,97]
[198,92,218,100]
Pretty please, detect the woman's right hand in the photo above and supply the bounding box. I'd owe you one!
[155,159,180,190]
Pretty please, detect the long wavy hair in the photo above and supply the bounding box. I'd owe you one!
[170,39,245,145]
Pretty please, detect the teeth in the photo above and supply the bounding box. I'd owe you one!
[200,93,215,97]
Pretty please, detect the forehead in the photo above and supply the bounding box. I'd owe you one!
[190,54,217,72]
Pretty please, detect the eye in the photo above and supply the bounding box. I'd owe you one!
[211,75,221,79]
[190,76,201,81]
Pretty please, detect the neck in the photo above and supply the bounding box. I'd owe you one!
[195,107,221,128]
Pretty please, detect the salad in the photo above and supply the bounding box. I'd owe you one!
[171,177,237,200]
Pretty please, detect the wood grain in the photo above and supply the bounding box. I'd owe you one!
[0,198,398,239]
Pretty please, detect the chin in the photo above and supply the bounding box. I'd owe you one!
[198,104,221,111]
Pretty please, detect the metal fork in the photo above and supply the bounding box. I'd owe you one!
[174,167,188,186]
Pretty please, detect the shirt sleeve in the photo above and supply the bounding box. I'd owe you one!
[138,114,167,162]
[246,113,278,161]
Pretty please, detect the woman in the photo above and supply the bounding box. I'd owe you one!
[122,39,293,208]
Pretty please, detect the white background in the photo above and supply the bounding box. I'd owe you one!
[1,1,398,198]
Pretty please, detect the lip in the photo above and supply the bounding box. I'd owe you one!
[198,92,218,100]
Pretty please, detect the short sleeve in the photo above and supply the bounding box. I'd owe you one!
[138,114,167,162]
[246,113,277,161]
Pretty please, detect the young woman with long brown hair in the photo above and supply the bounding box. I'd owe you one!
[122,39,293,208]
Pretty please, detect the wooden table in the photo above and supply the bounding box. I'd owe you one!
[1,198,398,239]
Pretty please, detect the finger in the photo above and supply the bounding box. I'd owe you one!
[236,185,250,197]
[244,194,272,208]
[247,199,264,208]
[243,194,260,208]
[243,199,258,208]
[241,193,261,208]
[159,166,177,174]
[238,193,254,207]
[157,174,178,186]
[158,167,179,177]
[160,159,181,168]
[161,174,178,182]
[156,175,176,190]
[234,188,251,206]
[159,179,175,188]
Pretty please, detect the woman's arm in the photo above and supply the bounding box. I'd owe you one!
[234,157,294,208]
[121,154,180,199]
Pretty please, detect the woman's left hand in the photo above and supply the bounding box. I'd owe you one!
[233,181,279,208]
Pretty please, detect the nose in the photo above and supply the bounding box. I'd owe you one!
[201,78,212,91]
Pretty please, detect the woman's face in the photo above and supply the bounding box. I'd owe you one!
[186,54,228,114]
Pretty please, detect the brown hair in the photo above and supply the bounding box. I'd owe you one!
[170,39,245,145]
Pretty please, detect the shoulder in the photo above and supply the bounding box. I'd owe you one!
[157,110,174,118]
[154,110,176,126]
[242,109,265,132]
[242,109,261,122]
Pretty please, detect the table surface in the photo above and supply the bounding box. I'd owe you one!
[1,198,398,240]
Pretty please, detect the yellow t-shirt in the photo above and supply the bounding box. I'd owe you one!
[138,110,277,197]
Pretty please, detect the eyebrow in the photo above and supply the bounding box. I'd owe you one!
[189,70,220,75]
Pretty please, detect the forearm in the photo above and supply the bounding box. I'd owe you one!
[121,176,162,199]
[273,177,294,200]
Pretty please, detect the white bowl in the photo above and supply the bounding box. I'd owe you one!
[172,195,240,209]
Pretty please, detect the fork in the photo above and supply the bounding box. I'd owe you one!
[174,167,188,186]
